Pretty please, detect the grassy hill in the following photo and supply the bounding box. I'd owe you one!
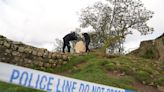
[0,53,163,92]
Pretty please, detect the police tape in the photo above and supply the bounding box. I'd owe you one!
[0,62,134,92]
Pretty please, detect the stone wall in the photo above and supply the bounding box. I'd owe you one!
[0,35,69,70]
[155,33,164,61]
[130,33,164,61]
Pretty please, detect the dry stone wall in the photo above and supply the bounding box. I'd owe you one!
[0,35,69,70]
[130,33,164,61]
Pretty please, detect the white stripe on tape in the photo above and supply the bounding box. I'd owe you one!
[0,62,134,92]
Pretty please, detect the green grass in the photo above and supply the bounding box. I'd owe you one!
[0,53,163,91]
[69,57,135,90]
[0,81,44,92]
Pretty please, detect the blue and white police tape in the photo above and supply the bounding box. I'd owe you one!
[0,62,134,92]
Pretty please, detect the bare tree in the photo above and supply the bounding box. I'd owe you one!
[54,38,63,52]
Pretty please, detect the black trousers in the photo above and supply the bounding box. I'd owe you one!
[85,41,90,52]
[62,40,71,53]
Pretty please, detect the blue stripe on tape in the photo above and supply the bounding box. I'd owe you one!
[125,89,135,92]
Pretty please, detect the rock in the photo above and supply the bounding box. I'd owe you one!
[148,82,154,86]
[12,41,23,45]
[24,58,31,64]
[38,51,43,57]
[56,54,62,59]
[48,59,54,64]
[4,41,10,48]
[14,57,20,62]
[37,49,45,57]
[1,57,6,61]
[27,60,32,64]
[48,52,52,58]
[0,41,3,45]
[4,53,8,56]
[38,57,43,61]
[62,55,68,61]
[52,63,56,67]
[12,45,18,50]
[38,62,44,67]
[24,47,33,54]
[45,63,51,68]
[130,33,164,61]
[52,53,57,59]
[40,48,46,52]
[18,47,24,52]
[58,59,63,65]
[43,51,49,58]
[74,41,86,53]
[63,61,67,64]
[75,41,86,53]
[34,61,39,65]
[32,51,37,56]
[5,49,11,53]
[0,34,72,72]
[12,51,19,56]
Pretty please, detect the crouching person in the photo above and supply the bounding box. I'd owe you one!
[62,32,78,53]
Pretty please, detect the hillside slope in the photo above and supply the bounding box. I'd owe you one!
[1,54,163,92]
[0,34,164,92]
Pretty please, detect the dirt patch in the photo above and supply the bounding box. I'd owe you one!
[75,60,88,69]
[107,70,161,92]
[107,70,126,78]
[132,82,161,92]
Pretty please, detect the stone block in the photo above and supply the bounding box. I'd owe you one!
[43,51,49,58]
[18,47,24,52]
[4,41,10,48]
[63,61,67,64]
[38,51,43,57]
[56,54,62,59]
[38,62,44,67]
[48,59,54,64]
[24,47,33,54]
[52,63,56,67]
[12,45,18,50]
[52,53,57,59]
[5,49,11,53]
[32,51,37,56]
[48,52,52,58]
[62,55,68,61]
[45,63,51,68]
[12,51,19,56]
[0,41,3,45]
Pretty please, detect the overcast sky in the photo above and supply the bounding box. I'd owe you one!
[0,0,164,51]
